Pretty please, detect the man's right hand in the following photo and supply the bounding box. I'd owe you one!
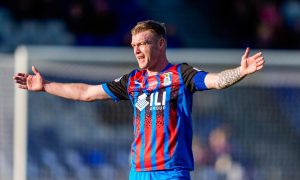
[13,66,46,91]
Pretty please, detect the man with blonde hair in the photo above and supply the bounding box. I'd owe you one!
[13,20,264,180]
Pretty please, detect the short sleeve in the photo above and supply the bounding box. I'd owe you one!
[180,63,208,92]
[103,73,130,101]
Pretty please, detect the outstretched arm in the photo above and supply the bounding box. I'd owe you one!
[13,66,111,101]
[204,47,264,89]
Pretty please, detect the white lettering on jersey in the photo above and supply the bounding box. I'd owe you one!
[135,93,149,111]
[135,91,167,111]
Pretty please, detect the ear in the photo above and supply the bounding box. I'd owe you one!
[159,38,166,49]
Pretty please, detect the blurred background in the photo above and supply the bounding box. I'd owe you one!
[0,0,299,51]
[0,0,300,180]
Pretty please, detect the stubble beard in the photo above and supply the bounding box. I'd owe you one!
[138,58,149,70]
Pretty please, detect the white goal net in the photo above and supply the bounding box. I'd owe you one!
[14,46,300,180]
[0,54,14,180]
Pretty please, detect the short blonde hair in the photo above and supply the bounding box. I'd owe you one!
[131,20,166,39]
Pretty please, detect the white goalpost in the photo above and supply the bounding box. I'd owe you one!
[14,46,28,180]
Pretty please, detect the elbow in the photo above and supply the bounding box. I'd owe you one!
[215,83,230,90]
[215,77,232,89]
[214,85,225,90]
[76,93,95,102]
[214,86,223,90]
[210,80,225,90]
[76,85,110,102]
[79,96,95,102]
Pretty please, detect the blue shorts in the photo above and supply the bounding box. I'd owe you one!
[129,168,191,180]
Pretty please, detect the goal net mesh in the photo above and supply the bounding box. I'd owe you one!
[14,46,300,180]
[0,56,14,180]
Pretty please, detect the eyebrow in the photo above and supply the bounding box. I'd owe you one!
[131,40,152,47]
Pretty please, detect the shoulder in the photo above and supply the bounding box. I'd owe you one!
[178,63,206,73]
[127,69,146,79]
[164,63,190,72]
[178,63,195,74]
[117,69,141,81]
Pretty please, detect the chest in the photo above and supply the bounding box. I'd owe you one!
[128,70,183,111]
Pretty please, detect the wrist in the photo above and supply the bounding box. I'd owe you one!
[42,80,49,92]
[239,66,247,78]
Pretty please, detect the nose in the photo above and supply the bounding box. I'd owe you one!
[134,46,141,55]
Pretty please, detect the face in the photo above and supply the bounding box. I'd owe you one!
[131,30,164,70]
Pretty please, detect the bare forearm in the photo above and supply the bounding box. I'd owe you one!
[205,48,264,90]
[13,66,109,101]
[43,81,90,101]
[216,67,244,89]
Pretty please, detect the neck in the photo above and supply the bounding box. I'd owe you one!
[147,58,169,76]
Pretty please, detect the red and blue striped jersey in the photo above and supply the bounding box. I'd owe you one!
[103,63,208,171]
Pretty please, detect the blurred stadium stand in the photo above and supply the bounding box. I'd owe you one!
[0,0,299,52]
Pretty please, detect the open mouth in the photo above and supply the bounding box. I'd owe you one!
[137,56,145,60]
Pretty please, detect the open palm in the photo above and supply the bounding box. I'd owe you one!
[240,47,264,77]
[13,66,45,91]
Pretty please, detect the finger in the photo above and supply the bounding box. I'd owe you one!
[255,57,264,62]
[243,47,250,59]
[255,57,265,64]
[16,73,26,76]
[18,85,28,89]
[256,65,264,71]
[13,73,26,79]
[13,76,27,81]
[256,60,264,67]
[251,52,262,59]
[249,55,264,65]
[16,80,27,85]
[32,66,39,75]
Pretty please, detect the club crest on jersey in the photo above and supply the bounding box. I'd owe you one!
[135,93,149,111]
[162,72,172,86]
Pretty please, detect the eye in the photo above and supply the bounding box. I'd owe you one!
[131,41,151,48]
